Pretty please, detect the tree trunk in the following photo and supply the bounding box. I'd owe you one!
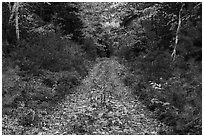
[8,2,16,24]
[15,2,20,43]
[171,4,185,61]
[8,2,20,43]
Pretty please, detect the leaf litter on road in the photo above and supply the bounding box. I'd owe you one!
[2,58,172,135]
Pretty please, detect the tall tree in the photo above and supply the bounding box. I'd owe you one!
[8,2,20,43]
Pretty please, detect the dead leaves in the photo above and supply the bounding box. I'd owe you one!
[2,58,171,135]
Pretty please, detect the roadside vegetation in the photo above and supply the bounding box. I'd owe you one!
[2,2,202,135]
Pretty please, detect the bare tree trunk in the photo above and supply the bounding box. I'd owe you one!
[15,2,20,43]
[8,2,20,43]
[8,2,16,24]
[171,4,185,61]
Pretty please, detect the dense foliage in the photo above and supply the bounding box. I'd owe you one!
[2,2,95,130]
[114,2,202,134]
[2,2,202,135]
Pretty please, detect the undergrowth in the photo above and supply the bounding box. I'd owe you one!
[2,33,95,129]
[120,52,202,135]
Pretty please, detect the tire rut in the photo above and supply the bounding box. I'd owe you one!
[37,58,172,135]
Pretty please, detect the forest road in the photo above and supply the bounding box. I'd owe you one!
[38,57,171,135]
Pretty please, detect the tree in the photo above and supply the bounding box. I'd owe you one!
[28,2,84,42]
[171,4,185,61]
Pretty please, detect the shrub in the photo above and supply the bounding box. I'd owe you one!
[82,37,98,60]
[2,66,23,108]
[122,50,202,134]
[42,70,82,97]
[9,32,86,73]
[2,31,93,117]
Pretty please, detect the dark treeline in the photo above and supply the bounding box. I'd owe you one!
[2,2,202,135]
